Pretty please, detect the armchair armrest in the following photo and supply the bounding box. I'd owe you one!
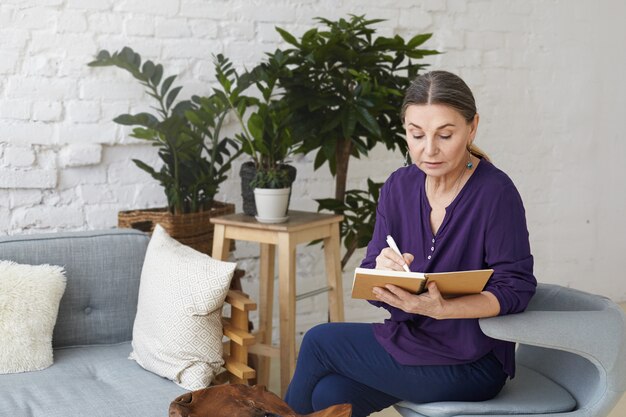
[479,307,624,369]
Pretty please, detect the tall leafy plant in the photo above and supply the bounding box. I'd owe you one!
[212,53,297,189]
[88,47,240,214]
[273,15,439,266]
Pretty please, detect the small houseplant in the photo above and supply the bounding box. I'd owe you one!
[271,15,439,265]
[212,53,297,222]
[88,47,241,252]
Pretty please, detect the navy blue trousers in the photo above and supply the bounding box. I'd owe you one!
[284,322,507,417]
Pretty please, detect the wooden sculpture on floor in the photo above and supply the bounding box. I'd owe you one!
[169,384,351,417]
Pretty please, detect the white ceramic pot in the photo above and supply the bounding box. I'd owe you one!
[253,187,290,223]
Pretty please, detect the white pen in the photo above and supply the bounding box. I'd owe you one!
[386,235,411,272]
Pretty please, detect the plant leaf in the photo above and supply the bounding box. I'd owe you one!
[407,33,433,49]
[142,60,155,80]
[151,64,164,86]
[160,75,176,96]
[248,113,264,142]
[166,86,183,110]
[342,106,357,139]
[355,106,381,137]
[275,27,300,47]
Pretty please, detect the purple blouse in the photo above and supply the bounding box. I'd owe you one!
[360,160,536,378]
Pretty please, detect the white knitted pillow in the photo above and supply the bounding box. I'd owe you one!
[129,224,236,390]
[0,261,67,374]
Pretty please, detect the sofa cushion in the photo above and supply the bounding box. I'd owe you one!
[0,342,187,417]
[0,261,67,374]
[0,229,150,348]
[129,225,236,390]
[394,365,576,417]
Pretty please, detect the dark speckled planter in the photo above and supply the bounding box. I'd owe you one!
[239,161,297,216]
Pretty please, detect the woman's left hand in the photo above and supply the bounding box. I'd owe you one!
[372,282,448,320]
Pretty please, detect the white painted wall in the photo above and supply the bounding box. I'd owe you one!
[1,0,625,339]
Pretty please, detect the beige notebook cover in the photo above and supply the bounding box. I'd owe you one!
[351,268,494,300]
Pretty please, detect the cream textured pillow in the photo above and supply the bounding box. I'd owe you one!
[130,224,236,390]
[0,261,67,374]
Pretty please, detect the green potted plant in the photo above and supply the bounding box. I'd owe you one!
[271,15,439,265]
[88,47,241,252]
[212,53,297,222]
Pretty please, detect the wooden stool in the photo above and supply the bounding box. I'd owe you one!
[210,210,345,395]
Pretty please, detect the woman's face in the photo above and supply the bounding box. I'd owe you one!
[404,104,478,179]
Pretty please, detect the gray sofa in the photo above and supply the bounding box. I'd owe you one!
[0,228,255,417]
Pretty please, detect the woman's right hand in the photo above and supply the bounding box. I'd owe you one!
[375,248,414,271]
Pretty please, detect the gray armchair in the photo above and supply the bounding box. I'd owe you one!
[395,283,626,417]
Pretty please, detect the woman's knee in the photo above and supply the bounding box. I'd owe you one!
[300,323,336,353]
[311,374,351,411]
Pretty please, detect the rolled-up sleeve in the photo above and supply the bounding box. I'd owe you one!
[483,185,537,316]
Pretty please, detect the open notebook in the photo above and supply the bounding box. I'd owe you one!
[351,268,493,300]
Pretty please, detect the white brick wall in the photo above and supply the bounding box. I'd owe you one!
[1,0,626,340]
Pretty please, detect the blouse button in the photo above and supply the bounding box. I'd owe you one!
[431,247,434,251]
[432,239,435,243]
[427,255,432,260]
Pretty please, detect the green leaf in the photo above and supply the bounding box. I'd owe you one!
[320,111,342,134]
[160,75,176,96]
[166,86,183,110]
[236,99,247,118]
[120,47,135,65]
[171,100,194,116]
[406,49,440,59]
[129,127,156,140]
[113,112,159,128]
[301,28,318,45]
[342,106,357,138]
[407,33,433,49]
[132,159,157,176]
[355,106,381,137]
[151,64,164,86]
[248,113,264,142]
[132,52,141,68]
[142,61,155,80]
[315,198,346,212]
[322,141,337,174]
[87,50,112,66]
[351,136,369,155]
[275,27,300,47]
[313,149,327,170]
[113,114,140,126]
[184,109,203,127]
[96,50,111,60]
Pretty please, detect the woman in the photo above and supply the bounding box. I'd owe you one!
[285,71,537,417]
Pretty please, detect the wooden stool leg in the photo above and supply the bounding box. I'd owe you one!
[257,243,275,387]
[324,223,345,322]
[211,224,230,261]
[278,232,296,397]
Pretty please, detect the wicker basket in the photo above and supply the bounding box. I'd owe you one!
[118,201,235,255]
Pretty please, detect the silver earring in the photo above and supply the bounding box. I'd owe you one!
[466,149,473,170]
[404,151,411,167]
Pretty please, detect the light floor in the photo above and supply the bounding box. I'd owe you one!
[268,302,626,417]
